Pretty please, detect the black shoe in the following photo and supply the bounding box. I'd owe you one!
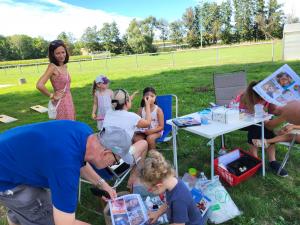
[269,161,288,177]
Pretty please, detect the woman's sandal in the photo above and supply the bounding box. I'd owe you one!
[252,139,269,148]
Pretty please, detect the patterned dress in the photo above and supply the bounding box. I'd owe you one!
[50,65,75,120]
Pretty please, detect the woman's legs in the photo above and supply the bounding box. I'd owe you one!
[127,140,148,188]
[133,133,146,143]
[146,132,161,150]
[266,133,294,145]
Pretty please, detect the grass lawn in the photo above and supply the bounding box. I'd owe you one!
[0,42,300,225]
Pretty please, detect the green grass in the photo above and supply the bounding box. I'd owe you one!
[1,42,300,225]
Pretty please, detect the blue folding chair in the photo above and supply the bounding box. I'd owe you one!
[156,94,178,143]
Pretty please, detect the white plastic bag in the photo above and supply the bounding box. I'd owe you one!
[48,100,60,119]
[199,176,241,224]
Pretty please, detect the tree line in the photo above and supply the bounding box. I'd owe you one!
[0,0,299,61]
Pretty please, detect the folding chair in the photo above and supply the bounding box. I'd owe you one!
[156,94,178,144]
[277,129,300,175]
[78,161,131,203]
[213,71,247,148]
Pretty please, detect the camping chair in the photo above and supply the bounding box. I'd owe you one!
[155,94,178,145]
[213,71,247,148]
[277,129,300,175]
[78,161,132,203]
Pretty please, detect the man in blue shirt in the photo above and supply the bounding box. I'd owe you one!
[0,120,127,225]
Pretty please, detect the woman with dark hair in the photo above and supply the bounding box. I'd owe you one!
[232,81,288,177]
[36,40,75,120]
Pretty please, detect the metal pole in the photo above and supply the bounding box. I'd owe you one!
[105,57,108,71]
[78,61,82,71]
[135,54,139,69]
[216,48,219,64]
[171,52,175,67]
[271,39,274,62]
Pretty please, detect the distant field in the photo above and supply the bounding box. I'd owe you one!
[1,41,300,225]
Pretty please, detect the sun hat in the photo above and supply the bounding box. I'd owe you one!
[95,75,110,84]
[98,126,134,165]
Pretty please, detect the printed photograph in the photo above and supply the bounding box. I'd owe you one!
[113,214,130,225]
[111,199,126,214]
[128,209,145,225]
[125,196,140,212]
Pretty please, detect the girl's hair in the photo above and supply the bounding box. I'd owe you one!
[140,87,157,107]
[139,151,175,186]
[240,81,263,113]
[92,81,97,95]
[48,40,69,66]
[111,89,130,110]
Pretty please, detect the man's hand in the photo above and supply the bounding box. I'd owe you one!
[101,182,117,201]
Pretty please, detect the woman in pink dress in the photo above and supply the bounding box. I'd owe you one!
[36,40,75,120]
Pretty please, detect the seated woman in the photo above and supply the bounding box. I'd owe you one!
[232,81,288,177]
[253,124,300,147]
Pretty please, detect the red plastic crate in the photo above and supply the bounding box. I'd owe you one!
[214,149,262,186]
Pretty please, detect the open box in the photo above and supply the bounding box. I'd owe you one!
[214,149,262,186]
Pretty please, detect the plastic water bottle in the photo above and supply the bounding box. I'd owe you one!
[218,147,227,156]
[199,172,207,181]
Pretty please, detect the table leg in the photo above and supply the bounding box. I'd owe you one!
[172,124,178,177]
[261,121,265,176]
[211,138,215,179]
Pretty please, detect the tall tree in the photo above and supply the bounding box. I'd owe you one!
[81,26,102,52]
[0,35,16,60]
[266,0,284,38]
[32,37,48,58]
[169,20,185,45]
[57,32,75,54]
[8,35,35,59]
[220,0,233,44]
[182,7,199,47]
[157,19,169,48]
[99,22,121,54]
[126,18,156,53]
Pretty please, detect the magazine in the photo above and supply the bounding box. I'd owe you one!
[109,194,148,225]
[253,64,300,106]
[172,117,201,127]
[0,114,18,123]
[190,188,211,217]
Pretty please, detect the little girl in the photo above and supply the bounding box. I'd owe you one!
[91,75,113,130]
[139,151,203,225]
[134,87,164,150]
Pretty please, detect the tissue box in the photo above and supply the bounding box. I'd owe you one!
[214,149,262,186]
[211,107,239,124]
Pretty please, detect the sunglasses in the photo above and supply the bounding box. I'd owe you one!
[50,40,64,46]
[107,149,120,166]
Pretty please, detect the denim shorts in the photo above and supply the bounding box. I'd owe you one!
[0,185,54,225]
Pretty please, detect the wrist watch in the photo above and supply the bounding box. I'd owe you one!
[96,177,105,189]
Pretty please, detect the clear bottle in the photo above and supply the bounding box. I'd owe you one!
[199,172,207,181]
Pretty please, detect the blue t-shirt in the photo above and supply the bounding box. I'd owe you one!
[166,179,203,225]
[0,120,93,213]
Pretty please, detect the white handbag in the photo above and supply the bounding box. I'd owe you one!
[48,81,67,119]
[48,99,61,119]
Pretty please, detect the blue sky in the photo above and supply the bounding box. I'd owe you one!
[60,0,199,21]
[0,0,298,41]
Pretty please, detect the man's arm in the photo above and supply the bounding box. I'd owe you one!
[275,100,300,125]
[80,162,117,199]
[53,207,90,225]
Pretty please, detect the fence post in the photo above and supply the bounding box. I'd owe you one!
[78,61,82,71]
[271,39,274,62]
[135,54,139,69]
[216,48,219,64]
[105,57,108,71]
[36,63,39,73]
[18,65,22,74]
[171,52,175,67]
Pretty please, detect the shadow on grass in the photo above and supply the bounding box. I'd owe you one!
[1,60,300,225]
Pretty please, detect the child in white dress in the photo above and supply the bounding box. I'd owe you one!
[91,75,113,130]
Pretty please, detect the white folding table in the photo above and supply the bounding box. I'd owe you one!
[167,112,272,179]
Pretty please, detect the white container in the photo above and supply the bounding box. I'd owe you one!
[212,106,240,124]
[254,104,264,119]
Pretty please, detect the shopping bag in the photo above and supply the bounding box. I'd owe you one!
[48,100,58,119]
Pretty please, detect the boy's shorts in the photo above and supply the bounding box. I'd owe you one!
[240,125,275,144]
[0,185,54,225]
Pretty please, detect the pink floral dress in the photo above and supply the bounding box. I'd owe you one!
[50,65,75,120]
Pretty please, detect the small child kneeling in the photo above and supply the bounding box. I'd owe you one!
[139,151,204,225]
